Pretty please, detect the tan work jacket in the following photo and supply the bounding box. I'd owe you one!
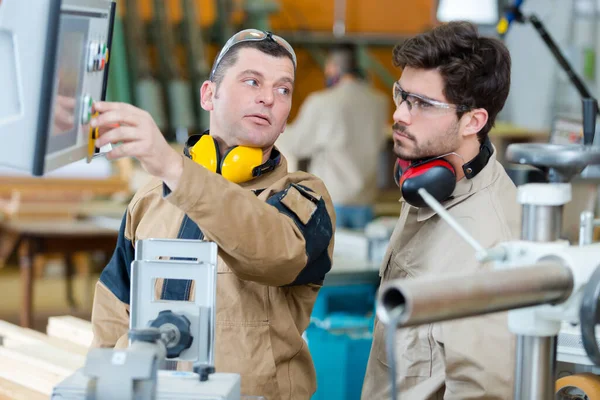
[91,150,335,400]
[362,150,521,399]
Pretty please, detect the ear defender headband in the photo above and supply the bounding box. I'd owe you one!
[394,137,493,208]
[185,133,280,184]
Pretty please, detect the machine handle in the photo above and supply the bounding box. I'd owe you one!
[583,98,598,146]
[580,264,600,366]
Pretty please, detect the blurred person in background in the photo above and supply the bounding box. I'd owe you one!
[277,44,389,230]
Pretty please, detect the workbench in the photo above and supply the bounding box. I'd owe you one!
[0,219,118,328]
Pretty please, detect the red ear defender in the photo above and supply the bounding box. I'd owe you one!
[394,158,456,208]
[393,158,411,187]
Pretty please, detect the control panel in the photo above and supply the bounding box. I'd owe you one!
[0,0,116,176]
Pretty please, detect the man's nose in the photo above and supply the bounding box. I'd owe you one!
[393,100,411,125]
[256,87,274,106]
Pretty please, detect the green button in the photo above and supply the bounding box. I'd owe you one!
[81,95,93,124]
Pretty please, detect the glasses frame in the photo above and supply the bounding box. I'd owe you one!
[393,81,472,115]
[210,29,297,80]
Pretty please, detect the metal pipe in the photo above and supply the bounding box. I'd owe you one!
[376,261,573,327]
[521,205,563,242]
[580,211,595,246]
[517,192,564,398]
[333,0,346,36]
[528,14,595,100]
[514,336,556,400]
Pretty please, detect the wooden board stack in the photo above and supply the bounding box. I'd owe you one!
[0,316,92,399]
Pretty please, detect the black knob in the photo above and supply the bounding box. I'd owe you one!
[193,364,216,382]
[148,310,193,358]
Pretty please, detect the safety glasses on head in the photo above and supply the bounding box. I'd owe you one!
[393,81,472,117]
[210,29,297,80]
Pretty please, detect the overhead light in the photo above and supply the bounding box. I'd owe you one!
[436,0,501,25]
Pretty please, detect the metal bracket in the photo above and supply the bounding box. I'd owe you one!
[130,238,218,366]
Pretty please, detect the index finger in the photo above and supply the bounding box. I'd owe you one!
[93,101,143,115]
[91,109,139,128]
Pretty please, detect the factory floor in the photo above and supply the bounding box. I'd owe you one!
[0,265,95,332]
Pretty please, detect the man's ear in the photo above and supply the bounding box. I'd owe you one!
[200,81,215,111]
[461,108,488,138]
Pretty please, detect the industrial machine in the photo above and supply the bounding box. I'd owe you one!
[377,144,600,399]
[0,0,115,176]
[376,6,600,397]
[0,2,247,396]
[0,2,248,397]
[52,239,242,399]
[376,143,600,400]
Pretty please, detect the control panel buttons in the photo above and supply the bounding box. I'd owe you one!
[99,42,107,70]
[87,41,99,72]
[81,95,93,124]
[87,40,109,71]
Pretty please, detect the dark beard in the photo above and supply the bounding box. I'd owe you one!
[393,121,460,161]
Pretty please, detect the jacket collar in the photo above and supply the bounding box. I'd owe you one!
[183,132,287,191]
[240,151,289,191]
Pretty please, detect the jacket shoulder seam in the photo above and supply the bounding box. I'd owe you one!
[129,181,163,214]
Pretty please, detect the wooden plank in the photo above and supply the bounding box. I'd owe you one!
[0,320,87,397]
[7,199,127,220]
[0,347,77,396]
[0,176,128,197]
[46,316,94,348]
[0,377,47,400]
[2,343,85,371]
[0,320,88,356]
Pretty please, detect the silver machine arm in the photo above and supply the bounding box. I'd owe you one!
[377,261,573,328]
[377,143,600,400]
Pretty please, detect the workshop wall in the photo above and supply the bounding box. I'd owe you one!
[131,0,435,121]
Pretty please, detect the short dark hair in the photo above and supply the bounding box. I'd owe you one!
[328,43,360,76]
[210,40,296,88]
[393,21,511,142]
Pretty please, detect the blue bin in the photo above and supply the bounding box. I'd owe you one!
[307,285,376,400]
[311,285,376,320]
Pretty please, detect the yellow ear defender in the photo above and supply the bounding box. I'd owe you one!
[189,134,220,174]
[188,133,278,184]
[219,145,263,183]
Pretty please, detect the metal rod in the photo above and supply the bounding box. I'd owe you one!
[418,188,488,257]
[580,211,595,246]
[376,261,573,327]
[521,205,563,242]
[514,336,556,400]
[333,0,346,36]
[528,15,594,100]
